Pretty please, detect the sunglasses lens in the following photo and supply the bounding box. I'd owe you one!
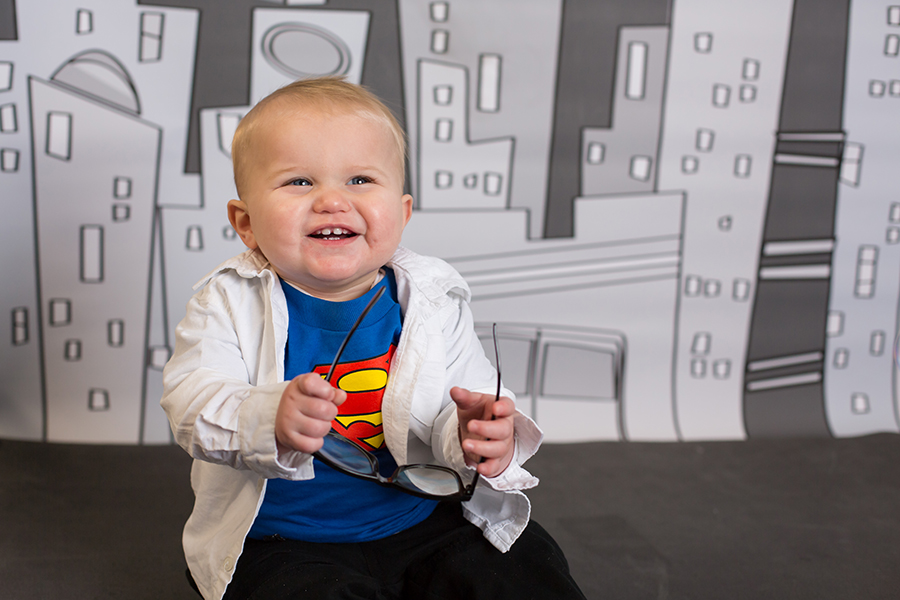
[395,466,463,497]
[318,434,377,476]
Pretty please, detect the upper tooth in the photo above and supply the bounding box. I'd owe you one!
[321,228,332,235]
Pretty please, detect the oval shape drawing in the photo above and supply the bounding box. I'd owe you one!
[262,23,352,78]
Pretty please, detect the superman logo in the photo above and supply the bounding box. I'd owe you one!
[314,344,396,451]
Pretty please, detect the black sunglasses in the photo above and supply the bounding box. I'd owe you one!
[312,286,502,502]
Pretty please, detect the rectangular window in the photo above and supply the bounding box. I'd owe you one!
[64,339,82,361]
[542,343,616,400]
[586,142,605,165]
[430,30,449,54]
[12,307,28,345]
[433,85,452,106]
[0,103,17,132]
[46,112,73,160]
[108,319,124,347]
[139,12,165,62]
[625,42,647,100]
[694,32,712,53]
[88,388,110,411]
[186,225,204,251]
[854,245,878,298]
[76,9,93,34]
[0,61,12,92]
[80,225,104,283]
[478,54,501,112]
[435,118,452,142]
[0,148,19,172]
[483,172,502,196]
[49,299,72,326]
[742,59,760,80]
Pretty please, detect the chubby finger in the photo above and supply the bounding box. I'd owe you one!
[295,373,346,406]
[466,415,514,440]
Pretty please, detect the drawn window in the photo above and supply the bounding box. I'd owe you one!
[430,30,449,54]
[0,103,17,132]
[186,226,204,251]
[851,393,869,414]
[108,319,124,347]
[696,128,714,152]
[891,81,900,96]
[0,62,11,91]
[887,227,900,244]
[854,245,878,298]
[148,345,171,370]
[435,118,452,142]
[1,148,19,172]
[113,177,132,199]
[112,204,130,222]
[718,216,732,231]
[479,335,533,396]
[463,173,478,189]
[49,299,72,326]
[840,142,863,187]
[712,359,731,379]
[88,388,110,411]
[484,172,502,196]
[46,112,72,160]
[889,6,900,25]
[694,32,712,53]
[139,12,165,62]
[732,278,751,301]
[739,85,756,102]
[712,84,730,108]
[217,113,241,157]
[684,275,702,297]
[430,2,449,22]
[704,279,721,297]
[586,142,605,165]
[478,54,501,112]
[80,225,104,283]
[223,226,237,241]
[870,80,886,97]
[681,156,699,174]
[541,343,616,400]
[629,155,652,181]
[691,332,711,355]
[886,34,900,56]
[76,9,93,34]
[742,59,760,80]
[890,203,900,223]
[826,311,844,336]
[734,154,752,178]
[433,85,452,106]
[435,170,452,189]
[64,339,82,361]
[12,307,28,345]
[870,331,886,356]
[625,42,648,100]
[690,358,706,378]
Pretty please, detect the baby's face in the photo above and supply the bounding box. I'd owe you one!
[229,104,412,300]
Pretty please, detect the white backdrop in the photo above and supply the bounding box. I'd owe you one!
[1,0,897,444]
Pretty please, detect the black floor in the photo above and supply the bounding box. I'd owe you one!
[2,434,900,599]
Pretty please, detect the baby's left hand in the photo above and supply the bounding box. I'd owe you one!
[449,386,516,478]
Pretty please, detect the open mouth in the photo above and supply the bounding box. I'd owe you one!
[309,227,357,241]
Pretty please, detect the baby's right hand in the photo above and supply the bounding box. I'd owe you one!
[275,373,346,455]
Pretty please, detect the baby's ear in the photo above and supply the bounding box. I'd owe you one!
[401,194,414,227]
[227,199,258,249]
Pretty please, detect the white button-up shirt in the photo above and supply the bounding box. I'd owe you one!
[162,246,543,600]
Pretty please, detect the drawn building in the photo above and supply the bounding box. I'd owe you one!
[657,0,795,440]
[29,52,161,443]
[398,0,563,239]
[824,0,900,437]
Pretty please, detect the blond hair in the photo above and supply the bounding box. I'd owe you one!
[231,76,407,199]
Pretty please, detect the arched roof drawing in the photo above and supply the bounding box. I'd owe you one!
[50,50,140,115]
[261,22,352,79]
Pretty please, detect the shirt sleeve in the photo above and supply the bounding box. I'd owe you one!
[431,294,543,491]
[161,278,314,480]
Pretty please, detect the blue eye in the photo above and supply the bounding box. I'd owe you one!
[289,178,311,186]
[349,176,372,185]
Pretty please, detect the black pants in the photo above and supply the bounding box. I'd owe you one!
[222,502,586,600]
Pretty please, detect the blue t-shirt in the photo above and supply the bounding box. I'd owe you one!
[247,270,437,542]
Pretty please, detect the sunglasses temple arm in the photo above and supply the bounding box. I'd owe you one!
[324,286,386,383]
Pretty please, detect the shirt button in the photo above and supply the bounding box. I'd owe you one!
[224,557,235,572]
